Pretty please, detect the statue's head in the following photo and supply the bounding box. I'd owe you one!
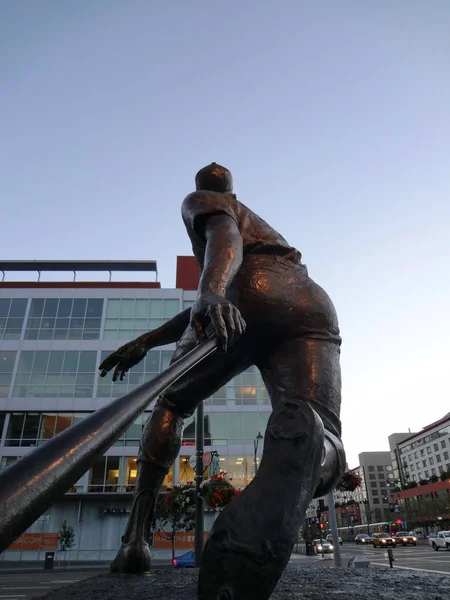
[195,163,233,193]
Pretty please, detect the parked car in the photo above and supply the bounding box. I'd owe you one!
[354,534,372,545]
[326,534,343,545]
[312,539,334,554]
[394,531,417,546]
[372,533,396,548]
[428,531,450,551]
[173,550,195,567]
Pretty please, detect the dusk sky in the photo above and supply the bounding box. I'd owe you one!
[2,1,450,467]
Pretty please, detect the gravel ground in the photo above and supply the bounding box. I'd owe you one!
[35,564,450,600]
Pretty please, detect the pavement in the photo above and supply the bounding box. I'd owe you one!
[7,564,449,600]
[0,544,449,599]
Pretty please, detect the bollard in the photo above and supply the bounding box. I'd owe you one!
[387,548,394,569]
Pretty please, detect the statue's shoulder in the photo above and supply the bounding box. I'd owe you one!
[182,191,236,215]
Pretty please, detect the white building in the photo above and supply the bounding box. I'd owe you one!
[0,259,270,561]
[393,413,450,484]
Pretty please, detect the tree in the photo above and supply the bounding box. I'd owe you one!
[440,471,450,482]
[58,520,75,566]
[151,484,196,563]
[429,475,439,483]
[418,479,429,486]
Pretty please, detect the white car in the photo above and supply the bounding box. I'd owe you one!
[429,531,450,551]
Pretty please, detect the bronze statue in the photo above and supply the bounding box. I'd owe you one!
[100,163,345,599]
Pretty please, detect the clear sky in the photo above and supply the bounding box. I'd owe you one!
[2,1,450,468]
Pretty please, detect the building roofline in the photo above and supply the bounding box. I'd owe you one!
[0,260,157,272]
[0,260,158,283]
[397,412,450,446]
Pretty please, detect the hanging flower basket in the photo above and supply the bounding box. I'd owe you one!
[163,484,196,513]
[336,470,362,492]
[199,471,241,510]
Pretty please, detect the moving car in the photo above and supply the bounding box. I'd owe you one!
[173,550,195,567]
[428,531,450,551]
[354,534,372,545]
[372,533,396,548]
[312,538,334,554]
[394,531,417,546]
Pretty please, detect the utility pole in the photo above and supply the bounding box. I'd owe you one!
[326,491,342,567]
[194,402,204,567]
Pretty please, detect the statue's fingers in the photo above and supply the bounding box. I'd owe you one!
[112,363,122,382]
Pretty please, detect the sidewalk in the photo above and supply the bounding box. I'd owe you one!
[0,559,171,574]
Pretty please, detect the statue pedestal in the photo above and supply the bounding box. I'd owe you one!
[39,563,448,600]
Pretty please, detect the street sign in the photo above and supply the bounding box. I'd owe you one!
[188,456,196,469]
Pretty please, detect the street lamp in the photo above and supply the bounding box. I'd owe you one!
[254,432,263,476]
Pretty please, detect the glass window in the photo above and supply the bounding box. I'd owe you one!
[429,457,434,465]
[13,351,96,399]
[25,298,102,340]
[436,454,441,463]
[163,299,180,318]
[149,300,163,318]
[0,351,16,397]
[21,413,40,446]
[105,456,120,491]
[0,456,19,470]
[89,457,106,492]
[368,466,374,472]
[439,465,444,474]
[0,299,28,340]
[86,299,103,318]
[369,474,376,480]
[370,481,377,487]
[0,299,11,317]
[444,451,449,460]
[6,413,24,445]
[376,466,384,471]
[427,446,432,455]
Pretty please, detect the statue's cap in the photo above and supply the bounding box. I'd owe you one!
[195,163,233,193]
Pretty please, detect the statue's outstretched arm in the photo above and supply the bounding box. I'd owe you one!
[99,307,191,382]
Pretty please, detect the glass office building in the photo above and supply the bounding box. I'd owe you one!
[0,260,270,561]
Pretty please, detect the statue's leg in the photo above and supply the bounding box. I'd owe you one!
[110,328,253,574]
[198,336,344,600]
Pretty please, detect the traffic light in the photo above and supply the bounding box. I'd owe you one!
[320,523,324,530]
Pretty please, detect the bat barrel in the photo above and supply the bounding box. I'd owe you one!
[0,337,217,553]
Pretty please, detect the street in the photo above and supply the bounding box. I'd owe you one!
[291,542,450,574]
[1,547,449,599]
[0,569,106,600]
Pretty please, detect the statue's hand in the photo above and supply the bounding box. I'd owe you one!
[99,337,149,382]
[190,292,246,352]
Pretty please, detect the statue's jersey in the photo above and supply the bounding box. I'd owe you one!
[181,191,302,268]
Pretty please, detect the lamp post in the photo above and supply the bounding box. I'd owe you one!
[253,432,263,476]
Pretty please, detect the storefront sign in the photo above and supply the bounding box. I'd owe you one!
[153,531,209,550]
[98,507,130,517]
[7,533,58,551]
